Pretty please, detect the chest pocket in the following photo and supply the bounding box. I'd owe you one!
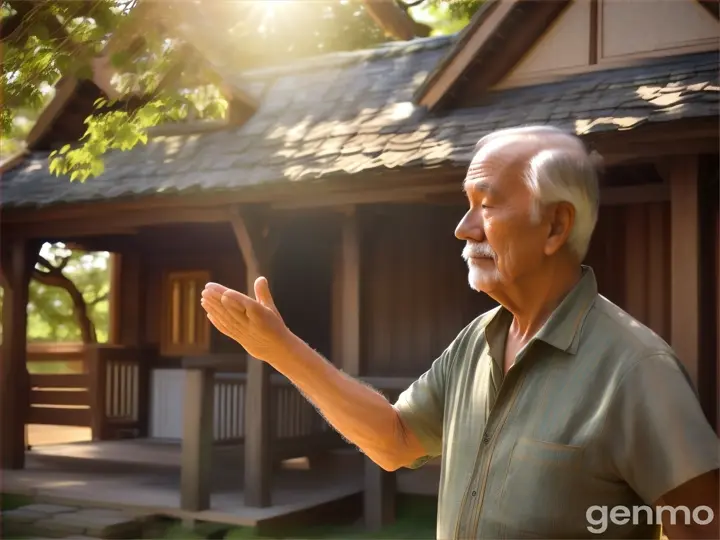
[499,436,588,538]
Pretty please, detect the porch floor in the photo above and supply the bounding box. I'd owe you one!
[3,438,365,527]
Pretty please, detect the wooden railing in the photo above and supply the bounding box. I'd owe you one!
[212,372,332,452]
[27,343,92,427]
[25,343,150,441]
[87,345,150,440]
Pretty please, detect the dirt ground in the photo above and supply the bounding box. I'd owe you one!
[26,424,91,447]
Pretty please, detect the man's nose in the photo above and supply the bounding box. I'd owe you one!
[455,210,485,242]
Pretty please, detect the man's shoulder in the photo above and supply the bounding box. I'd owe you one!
[589,295,672,353]
[584,295,686,378]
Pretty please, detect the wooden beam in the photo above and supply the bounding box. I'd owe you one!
[670,156,701,388]
[0,238,38,469]
[180,368,215,511]
[337,209,361,377]
[14,207,229,239]
[414,0,507,109]
[1,168,465,225]
[270,183,457,210]
[118,251,142,347]
[228,206,276,508]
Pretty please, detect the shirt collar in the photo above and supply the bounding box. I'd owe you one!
[485,265,598,356]
[534,265,598,354]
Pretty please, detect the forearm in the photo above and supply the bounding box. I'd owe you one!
[266,331,418,470]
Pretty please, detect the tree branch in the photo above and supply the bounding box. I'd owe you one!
[361,0,431,40]
[33,254,97,343]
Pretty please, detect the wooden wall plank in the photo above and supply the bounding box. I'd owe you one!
[624,204,648,323]
[30,390,89,407]
[670,156,701,387]
[30,374,89,388]
[362,206,496,377]
[646,202,670,339]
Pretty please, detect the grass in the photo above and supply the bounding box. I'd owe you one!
[1,492,436,540]
[142,495,437,540]
[0,493,33,511]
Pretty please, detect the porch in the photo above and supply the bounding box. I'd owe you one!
[5,438,365,528]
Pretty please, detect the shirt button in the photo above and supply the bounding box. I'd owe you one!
[482,433,490,444]
[472,490,477,497]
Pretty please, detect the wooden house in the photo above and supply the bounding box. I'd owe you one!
[1,0,718,529]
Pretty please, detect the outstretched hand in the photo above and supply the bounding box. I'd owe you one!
[200,276,292,362]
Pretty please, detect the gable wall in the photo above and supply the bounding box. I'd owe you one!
[496,0,719,89]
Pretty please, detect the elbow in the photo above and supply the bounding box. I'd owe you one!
[368,453,406,472]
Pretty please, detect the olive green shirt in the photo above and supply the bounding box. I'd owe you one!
[395,266,720,539]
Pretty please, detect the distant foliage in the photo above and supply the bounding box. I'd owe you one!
[0,244,110,343]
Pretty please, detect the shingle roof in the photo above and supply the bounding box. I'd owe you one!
[1,38,717,210]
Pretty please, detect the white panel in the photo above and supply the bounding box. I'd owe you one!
[601,0,719,59]
[502,0,591,86]
[149,369,186,440]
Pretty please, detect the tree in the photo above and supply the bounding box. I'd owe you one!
[1,0,480,181]
[0,244,110,344]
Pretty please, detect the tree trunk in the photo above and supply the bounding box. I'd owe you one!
[361,0,431,40]
[33,257,98,344]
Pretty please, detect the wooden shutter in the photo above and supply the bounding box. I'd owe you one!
[161,271,210,356]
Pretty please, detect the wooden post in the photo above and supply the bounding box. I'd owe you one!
[108,253,122,344]
[670,156,701,388]
[339,209,361,377]
[228,206,278,508]
[333,209,396,530]
[88,345,107,441]
[0,237,37,469]
[365,459,397,530]
[181,368,215,511]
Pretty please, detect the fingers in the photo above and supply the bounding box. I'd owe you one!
[205,282,228,294]
[201,285,245,332]
[201,281,276,326]
[254,276,280,317]
[207,312,234,339]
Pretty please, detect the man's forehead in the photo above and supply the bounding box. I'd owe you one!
[464,137,527,188]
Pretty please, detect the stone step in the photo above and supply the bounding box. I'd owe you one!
[1,503,147,539]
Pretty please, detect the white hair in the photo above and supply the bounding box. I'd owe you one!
[474,125,601,261]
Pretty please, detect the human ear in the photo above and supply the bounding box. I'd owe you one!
[544,202,575,256]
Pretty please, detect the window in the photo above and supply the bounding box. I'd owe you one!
[161,271,210,356]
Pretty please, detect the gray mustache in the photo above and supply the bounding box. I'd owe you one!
[462,242,496,260]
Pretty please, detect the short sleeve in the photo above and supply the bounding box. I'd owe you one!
[393,348,451,468]
[601,352,720,505]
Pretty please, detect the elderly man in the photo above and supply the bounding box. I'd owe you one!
[201,126,719,539]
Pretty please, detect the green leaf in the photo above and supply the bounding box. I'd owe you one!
[59,144,71,155]
[76,63,94,81]
[30,23,49,41]
[110,50,130,69]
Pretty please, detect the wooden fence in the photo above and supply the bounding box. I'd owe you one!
[27,343,150,440]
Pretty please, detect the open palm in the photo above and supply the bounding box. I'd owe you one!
[200,277,291,362]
